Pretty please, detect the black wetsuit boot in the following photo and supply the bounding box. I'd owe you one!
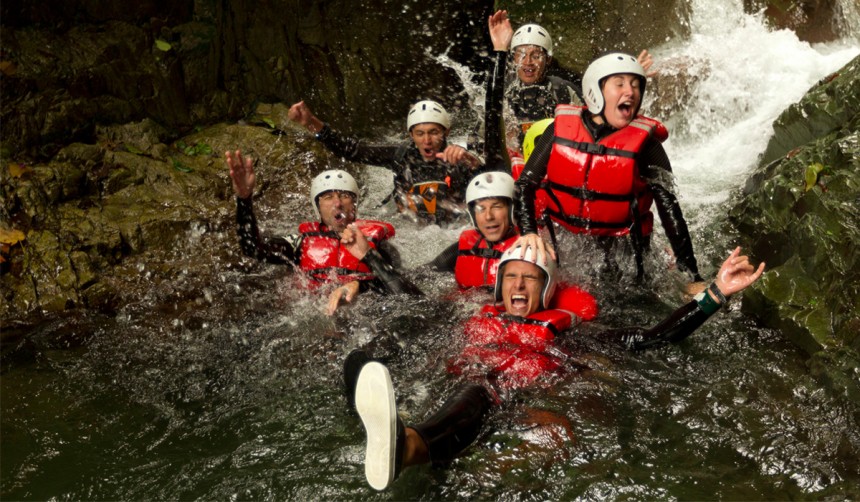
[411,384,493,465]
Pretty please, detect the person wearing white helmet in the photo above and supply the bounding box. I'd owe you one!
[425,171,521,289]
[513,52,705,291]
[287,98,482,224]
[226,150,407,314]
[344,239,764,491]
[495,16,654,153]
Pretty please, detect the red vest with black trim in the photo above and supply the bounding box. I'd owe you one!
[451,285,598,389]
[539,105,667,237]
[297,219,394,284]
[454,229,518,289]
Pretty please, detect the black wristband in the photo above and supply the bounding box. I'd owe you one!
[708,282,728,304]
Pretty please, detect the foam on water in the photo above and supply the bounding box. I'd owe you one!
[654,0,859,219]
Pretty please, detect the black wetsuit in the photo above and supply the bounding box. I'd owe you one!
[426,50,515,271]
[515,116,703,281]
[505,74,583,125]
[314,125,479,223]
[235,197,404,294]
[353,245,720,466]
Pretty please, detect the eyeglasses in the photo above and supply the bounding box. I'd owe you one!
[319,191,355,202]
[513,48,547,63]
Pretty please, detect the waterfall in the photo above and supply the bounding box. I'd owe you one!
[652,0,859,225]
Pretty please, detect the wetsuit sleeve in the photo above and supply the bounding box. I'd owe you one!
[482,50,511,173]
[425,241,459,272]
[514,122,555,234]
[639,141,703,281]
[361,249,424,296]
[603,300,713,351]
[315,125,401,167]
[236,197,301,265]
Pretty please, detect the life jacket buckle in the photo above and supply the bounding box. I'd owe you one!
[585,143,606,155]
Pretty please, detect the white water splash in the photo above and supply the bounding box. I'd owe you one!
[653,0,859,221]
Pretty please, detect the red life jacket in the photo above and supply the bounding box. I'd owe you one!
[452,283,597,389]
[539,105,667,237]
[454,229,518,289]
[297,219,394,284]
[455,305,572,389]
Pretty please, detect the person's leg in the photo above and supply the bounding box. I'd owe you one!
[354,362,493,490]
[410,383,493,465]
[342,332,404,409]
[343,349,373,410]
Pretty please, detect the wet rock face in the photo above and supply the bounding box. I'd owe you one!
[728,55,860,356]
[744,0,849,44]
[0,122,336,319]
[0,0,495,158]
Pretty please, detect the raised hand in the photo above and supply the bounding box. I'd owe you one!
[713,247,765,298]
[637,49,657,78]
[287,100,324,133]
[488,10,513,51]
[225,149,255,199]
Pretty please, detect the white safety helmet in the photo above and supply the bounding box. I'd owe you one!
[406,100,451,132]
[582,52,647,115]
[511,24,553,57]
[309,169,359,219]
[465,171,515,228]
[494,244,558,310]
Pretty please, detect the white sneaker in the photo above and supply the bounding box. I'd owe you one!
[355,361,400,491]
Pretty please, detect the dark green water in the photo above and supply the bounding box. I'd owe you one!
[2,227,858,500]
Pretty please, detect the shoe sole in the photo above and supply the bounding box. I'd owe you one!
[355,361,397,491]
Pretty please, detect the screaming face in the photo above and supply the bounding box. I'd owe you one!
[600,73,642,129]
[501,260,545,317]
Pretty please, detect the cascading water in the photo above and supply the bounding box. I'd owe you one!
[2,1,859,500]
[653,0,859,221]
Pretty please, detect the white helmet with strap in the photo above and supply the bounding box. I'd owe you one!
[494,244,558,310]
[309,169,358,219]
[511,24,553,57]
[465,171,515,228]
[406,100,451,131]
[582,52,647,115]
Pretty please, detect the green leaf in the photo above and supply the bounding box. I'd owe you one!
[125,144,144,155]
[195,143,213,155]
[155,39,172,52]
[171,157,193,173]
[261,117,276,128]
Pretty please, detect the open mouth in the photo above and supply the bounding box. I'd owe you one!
[334,210,354,223]
[422,147,435,158]
[618,101,635,118]
[511,294,529,309]
[520,66,537,78]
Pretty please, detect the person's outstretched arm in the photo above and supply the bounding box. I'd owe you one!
[227,150,300,264]
[607,247,764,350]
[288,100,400,166]
[482,9,513,173]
